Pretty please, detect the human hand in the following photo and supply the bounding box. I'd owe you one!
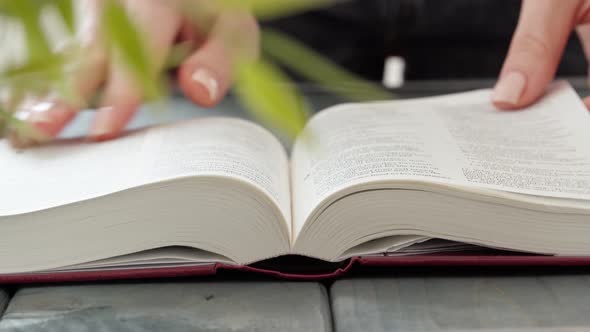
[11,0,259,146]
[493,0,590,110]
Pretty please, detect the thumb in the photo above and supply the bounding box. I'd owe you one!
[493,0,579,110]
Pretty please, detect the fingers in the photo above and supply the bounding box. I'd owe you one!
[88,65,142,141]
[493,0,580,110]
[10,2,259,145]
[88,0,181,141]
[178,11,259,108]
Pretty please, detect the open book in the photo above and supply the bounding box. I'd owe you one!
[2,81,590,279]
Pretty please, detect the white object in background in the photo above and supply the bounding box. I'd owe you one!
[382,56,406,88]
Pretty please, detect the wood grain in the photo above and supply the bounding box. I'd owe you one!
[332,276,590,332]
[0,283,331,332]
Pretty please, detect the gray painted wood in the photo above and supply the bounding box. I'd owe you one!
[0,289,8,318]
[0,282,331,332]
[331,276,590,332]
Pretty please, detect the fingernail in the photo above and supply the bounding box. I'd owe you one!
[492,71,526,106]
[14,101,71,142]
[191,67,219,103]
[88,103,138,142]
[89,106,116,141]
[14,101,55,123]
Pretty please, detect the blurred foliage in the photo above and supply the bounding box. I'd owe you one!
[102,0,161,100]
[235,59,308,139]
[262,29,393,102]
[0,0,79,137]
[0,0,392,144]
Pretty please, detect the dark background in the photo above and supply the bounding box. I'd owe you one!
[264,0,586,81]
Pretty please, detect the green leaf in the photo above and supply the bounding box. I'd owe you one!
[235,59,308,140]
[0,54,66,104]
[0,108,10,137]
[53,0,75,33]
[261,29,393,102]
[0,0,81,111]
[102,0,161,100]
[0,54,65,79]
[1,0,51,61]
[0,106,32,139]
[164,42,193,69]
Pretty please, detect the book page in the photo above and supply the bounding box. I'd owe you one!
[0,118,291,226]
[291,82,590,236]
[140,118,291,224]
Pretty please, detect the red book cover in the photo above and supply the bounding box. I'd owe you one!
[2,255,590,284]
